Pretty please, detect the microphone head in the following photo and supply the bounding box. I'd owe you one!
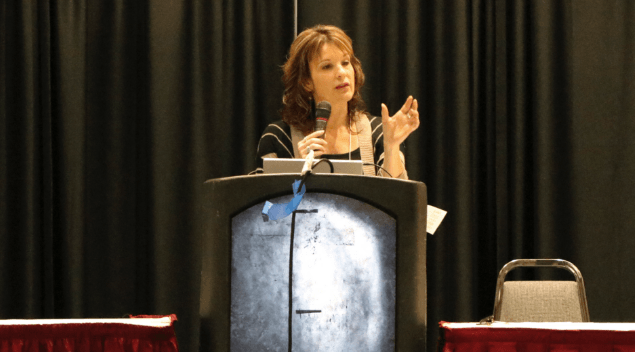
[315,101,331,132]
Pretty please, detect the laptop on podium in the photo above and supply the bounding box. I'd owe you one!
[262,158,364,175]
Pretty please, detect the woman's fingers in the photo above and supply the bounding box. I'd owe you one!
[381,103,390,123]
[308,142,326,151]
[307,130,325,139]
[410,114,420,131]
[410,99,420,130]
[308,139,327,149]
[381,96,421,147]
[298,134,327,157]
[385,96,416,121]
[304,142,326,158]
[400,95,414,115]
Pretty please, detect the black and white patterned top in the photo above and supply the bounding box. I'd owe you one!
[255,115,390,174]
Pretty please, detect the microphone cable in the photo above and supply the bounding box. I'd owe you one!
[298,158,334,192]
[363,163,394,178]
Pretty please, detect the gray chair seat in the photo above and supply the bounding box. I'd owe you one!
[491,259,590,322]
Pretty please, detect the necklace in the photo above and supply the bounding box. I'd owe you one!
[348,115,352,160]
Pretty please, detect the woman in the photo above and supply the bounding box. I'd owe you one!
[256,25,419,179]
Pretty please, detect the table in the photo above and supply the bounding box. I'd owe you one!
[440,321,635,351]
[0,315,178,352]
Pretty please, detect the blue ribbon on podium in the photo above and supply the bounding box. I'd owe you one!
[262,179,306,221]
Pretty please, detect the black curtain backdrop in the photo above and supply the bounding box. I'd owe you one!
[1,0,634,351]
[0,1,293,351]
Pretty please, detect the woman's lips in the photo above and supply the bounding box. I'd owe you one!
[336,83,349,89]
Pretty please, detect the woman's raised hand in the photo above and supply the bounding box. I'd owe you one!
[298,130,328,158]
[381,96,420,148]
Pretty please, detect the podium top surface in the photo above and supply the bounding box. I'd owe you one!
[204,174,425,193]
[203,173,427,220]
[205,173,424,184]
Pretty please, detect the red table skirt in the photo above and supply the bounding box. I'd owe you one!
[440,321,635,352]
[0,315,178,352]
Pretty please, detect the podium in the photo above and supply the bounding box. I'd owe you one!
[199,174,427,351]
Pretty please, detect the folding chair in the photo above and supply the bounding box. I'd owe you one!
[491,259,590,322]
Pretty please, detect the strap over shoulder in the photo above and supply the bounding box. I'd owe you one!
[356,115,377,176]
[290,126,304,158]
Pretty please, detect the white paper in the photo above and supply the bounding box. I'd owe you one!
[427,205,447,234]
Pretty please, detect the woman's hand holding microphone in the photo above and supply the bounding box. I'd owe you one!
[298,130,328,158]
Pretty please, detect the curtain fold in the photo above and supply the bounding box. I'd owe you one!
[1,0,55,319]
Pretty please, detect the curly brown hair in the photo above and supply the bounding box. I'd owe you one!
[281,25,366,135]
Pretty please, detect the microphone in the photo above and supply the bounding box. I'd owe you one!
[314,101,331,135]
[302,101,331,176]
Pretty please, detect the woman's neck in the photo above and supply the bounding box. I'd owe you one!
[325,102,349,130]
[320,101,356,155]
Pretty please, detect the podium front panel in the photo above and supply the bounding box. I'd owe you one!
[230,193,396,351]
[200,174,427,351]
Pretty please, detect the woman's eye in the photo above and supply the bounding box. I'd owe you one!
[322,64,332,70]
[342,61,350,66]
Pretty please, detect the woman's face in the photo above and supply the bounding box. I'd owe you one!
[306,42,355,106]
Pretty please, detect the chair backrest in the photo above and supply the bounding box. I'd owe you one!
[493,259,590,322]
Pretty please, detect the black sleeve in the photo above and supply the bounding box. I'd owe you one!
[255,121,294,170]
[369,116,385,167]
[369,115,407,178]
